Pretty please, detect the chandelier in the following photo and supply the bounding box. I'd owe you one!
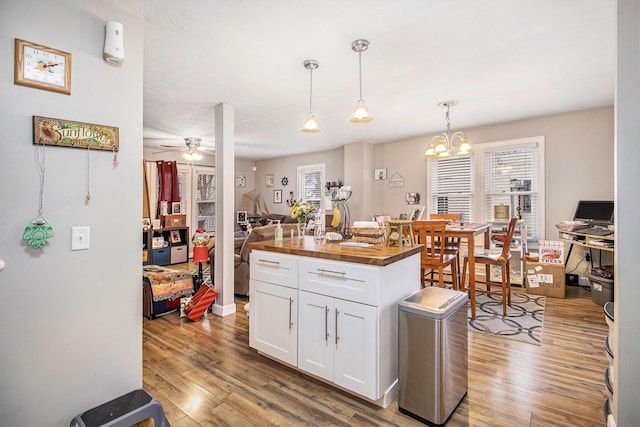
[424,100,472,158]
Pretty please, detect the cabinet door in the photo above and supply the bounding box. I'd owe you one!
[249,280,297,366]
[298,291,334,381]
[333,299,377,399]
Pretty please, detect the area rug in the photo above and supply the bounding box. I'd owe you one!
[468,292,545,345]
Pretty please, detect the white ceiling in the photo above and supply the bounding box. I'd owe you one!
[111,0,615,160]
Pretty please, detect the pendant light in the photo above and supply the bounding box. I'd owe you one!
[424,100,472,158]
[301,59,320,133]
[349,39,372,123]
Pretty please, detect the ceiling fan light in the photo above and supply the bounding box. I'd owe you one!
[301,113,321,133]
[424,144,436,157]
[349,100,372,122]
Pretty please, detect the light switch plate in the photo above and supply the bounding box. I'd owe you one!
[71,226,90,250]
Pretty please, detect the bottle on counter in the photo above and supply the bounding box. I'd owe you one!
[314,208,325,240]
[275,220,283,242]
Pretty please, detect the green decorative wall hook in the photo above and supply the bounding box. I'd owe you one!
[23,217,54,249]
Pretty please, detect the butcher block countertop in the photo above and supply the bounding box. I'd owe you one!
[248,236,423,266]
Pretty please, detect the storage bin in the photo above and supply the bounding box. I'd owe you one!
[152,248,171,266]
[589,273,614,305]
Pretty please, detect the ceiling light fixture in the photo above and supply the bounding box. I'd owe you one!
[349,39,372,123]
[183,137,202,161]
[424,100,472,158]
[301,59,320,133]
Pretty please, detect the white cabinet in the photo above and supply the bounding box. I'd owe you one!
[249,249,420,407]
[249,251,299,366]
[298,292,377,398]
[250,280,297,366]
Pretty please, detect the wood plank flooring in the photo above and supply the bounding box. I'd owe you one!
[143,262,608,426]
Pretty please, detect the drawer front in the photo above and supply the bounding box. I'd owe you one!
[170,245,188,264]
[250,250,298,288]
[299,258,379,305]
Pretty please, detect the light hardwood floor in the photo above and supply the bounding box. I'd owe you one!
[143,262,608,426]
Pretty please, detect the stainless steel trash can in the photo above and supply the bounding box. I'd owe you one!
[398,287,468,426]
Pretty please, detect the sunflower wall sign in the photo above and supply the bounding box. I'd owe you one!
[33,116,119,152]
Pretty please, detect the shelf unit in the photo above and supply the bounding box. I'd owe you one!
[143,227,189,266]
[194,167,216,233]
[488,220,528,285]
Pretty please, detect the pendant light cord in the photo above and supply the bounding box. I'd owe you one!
[358,51,363,100]
[309,66,314,114]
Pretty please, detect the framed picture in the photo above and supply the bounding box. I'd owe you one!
[235,174,246,187]
[160,201,169,216]
[142,218,151,231]
[273,189,282,204]
[265,174,275,187]
[374,168,387,180]
[405,192,421,205]
[237,210,247,224]
[170,229,181,243]
[171,202,182,214]
[410,205,426,221]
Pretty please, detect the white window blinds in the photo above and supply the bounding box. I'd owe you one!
[430,156,474,221]
[483,143,541,239]
[297,164,325,209]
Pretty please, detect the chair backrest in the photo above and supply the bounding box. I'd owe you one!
[499,217,519,258]
[412,220,447,264]
[429,213,460,222]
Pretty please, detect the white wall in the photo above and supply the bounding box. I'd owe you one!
[255,146,344,215]
[0,1,143,425]
[372,106,614,238]
[614,0,640,423]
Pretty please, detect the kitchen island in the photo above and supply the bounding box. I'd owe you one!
[248,236,423,408]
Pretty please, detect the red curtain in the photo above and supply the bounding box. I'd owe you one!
[156,161,180,217]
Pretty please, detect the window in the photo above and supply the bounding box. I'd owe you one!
[297,163,325,209]
[478,137,544,240]
[429,156,474,222]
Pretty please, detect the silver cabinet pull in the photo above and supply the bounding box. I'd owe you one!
[289,297,294,329]
[325,306,329,341]
[259,259,280,265]
[317,268,346,277]
[335,309,340,345]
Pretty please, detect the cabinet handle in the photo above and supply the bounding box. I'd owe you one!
[289,297,294,330]
[335,309,340,345]
[317,268,346,277]
[325,306,329,341]
[259,259,280,265]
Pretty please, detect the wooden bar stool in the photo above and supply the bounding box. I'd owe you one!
[386,220,414,247]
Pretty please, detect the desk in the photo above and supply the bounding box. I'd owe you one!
[445,223,491,319]
[558,228,614,266]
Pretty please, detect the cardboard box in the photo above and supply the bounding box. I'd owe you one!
[525,261,566,298]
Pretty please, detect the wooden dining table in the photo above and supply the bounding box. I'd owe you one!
[444,222,491,319]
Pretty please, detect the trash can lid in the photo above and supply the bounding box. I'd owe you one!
[399,287,467,318]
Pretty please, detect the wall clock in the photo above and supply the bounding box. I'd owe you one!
[14,39,72,95]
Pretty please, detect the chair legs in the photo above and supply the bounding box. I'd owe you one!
[422,261,458,290]
[461,257,512,318]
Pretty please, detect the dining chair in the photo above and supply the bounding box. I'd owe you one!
[460,217,518,316]
[412,220,459,290]
[429,213,463,284]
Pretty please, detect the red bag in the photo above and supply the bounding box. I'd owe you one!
[184,285,218,321]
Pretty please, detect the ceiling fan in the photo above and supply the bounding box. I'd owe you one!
[151,137,214,160]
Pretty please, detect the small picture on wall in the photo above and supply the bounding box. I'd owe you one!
[265,174,275,187]
[374,168,387,180]
[274,189,282,204]
[142,218,151,231]
[171,202,182,214]
[410,205,425,221]
[405,192,421,205]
